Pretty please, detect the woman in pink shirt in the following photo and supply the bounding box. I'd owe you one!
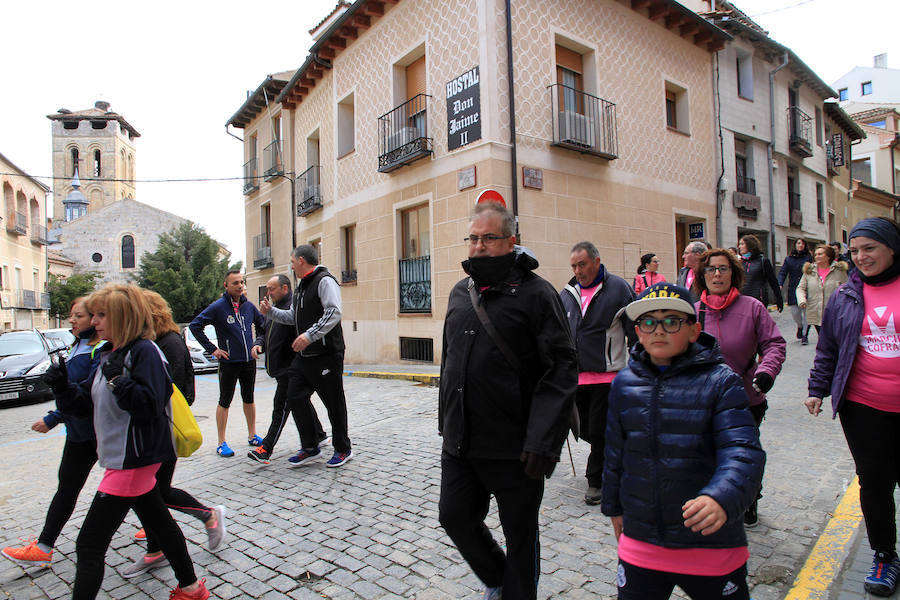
[796,245,849,345]
[634,253,666,294]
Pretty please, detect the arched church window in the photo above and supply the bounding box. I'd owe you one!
[93,150,101,177]
[121,235,135,269]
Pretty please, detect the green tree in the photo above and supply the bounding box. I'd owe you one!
[136,222,241,323]
[47,272,101,319]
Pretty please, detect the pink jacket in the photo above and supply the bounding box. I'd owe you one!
[633,271,666,294]
[695,294,786,406]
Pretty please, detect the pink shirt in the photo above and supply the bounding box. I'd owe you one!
[844,278,900,412]
[817,266,830,282]
[685,269,695,290]
[577,284,617,386]
[618,534,748,576]
[97,463,161,497]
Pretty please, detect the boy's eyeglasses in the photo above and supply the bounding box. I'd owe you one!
[703,265,731,274]
[464,234,509,246]
[637,316,691,333]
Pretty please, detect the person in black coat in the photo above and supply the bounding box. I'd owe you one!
[738,234,783,311]
[777,238,813,339]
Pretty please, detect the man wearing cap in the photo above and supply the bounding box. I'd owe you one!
[560,241,635,506]
[677,241,707,301]
[439,201,577,600]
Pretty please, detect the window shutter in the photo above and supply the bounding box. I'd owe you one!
[555,45,583,74]
[406,56,426,100]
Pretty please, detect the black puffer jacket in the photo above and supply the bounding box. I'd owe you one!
[602,333,765,549]
[741,253,783,310]
[439,251,577,460]
[777,251,812,306]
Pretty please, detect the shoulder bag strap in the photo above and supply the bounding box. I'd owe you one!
[698,301,707,331]
[467,278,521,374]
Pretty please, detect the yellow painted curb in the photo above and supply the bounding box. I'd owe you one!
[343,370,439,386]
[783,476,863,600]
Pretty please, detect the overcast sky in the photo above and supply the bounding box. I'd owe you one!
[1,0,897,266]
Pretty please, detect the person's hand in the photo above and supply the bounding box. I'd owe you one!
[519,451,557,480]
[799,302,807,309]
[752,372,774,394]
[805,397,823,416]
[41,358,68,393]
[32,420,50,434]
[291,334,311,353]
[259,297,271,315]
[251,345,262,359]
[682,495,727,536]
[212,348,229,360]
[611,516,623,541]
[101,351,126,382]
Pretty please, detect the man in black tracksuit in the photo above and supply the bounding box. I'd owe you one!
[559,242,635,506]
[248,274,325,464]
[261,245,352,468]
[439,202,577,600]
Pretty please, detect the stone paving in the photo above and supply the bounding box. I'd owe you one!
[0,310,866,598]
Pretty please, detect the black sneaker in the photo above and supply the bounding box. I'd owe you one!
[744,501,758,528]
[584,486,602,506]
[248,446,270,464]
[796,327,803,340]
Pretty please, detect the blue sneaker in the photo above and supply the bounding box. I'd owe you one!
[287,447,321,467]
[326,450,353,468]
[248,434,263,447]
[216,442,234,457]
[865,552,900,596]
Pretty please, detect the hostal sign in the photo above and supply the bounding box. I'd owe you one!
[447,66,481,151]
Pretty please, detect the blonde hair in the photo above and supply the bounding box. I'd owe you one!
[142,290,180,338]
[86,284,155,348]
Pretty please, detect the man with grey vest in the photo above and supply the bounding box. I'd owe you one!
[248,274,326,464]
[260,245,352,467]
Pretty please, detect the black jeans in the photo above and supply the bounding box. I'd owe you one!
[145,459,210,554]
[576,383,610,487]
[261,373,324,454]
[217,360,256,408]
[39,439,97,548]
[439,452,544,600]
[288,353,350,453]
[840,400,900,553]
[74,485,196,599]
[617,559,749,600]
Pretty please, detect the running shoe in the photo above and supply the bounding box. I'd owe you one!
[584,486,602,506]
[122,553,169,578]
[287,446,321,467]
[326,450,353,468]
[205,506,227,551]
[248,434,263,447]
[216,442,234,457]
[1,539,52,567]
[168,577,210,600]
[248,446,270,464]
[134,528,146,540]
[865,552,900,596]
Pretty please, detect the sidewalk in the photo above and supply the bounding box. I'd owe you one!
[343,364,440,386]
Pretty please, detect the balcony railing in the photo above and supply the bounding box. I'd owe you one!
[398,255,431,313]
[549,84,618,160]
[253,233,274,269]
[13,289,39,309]
[263,141,283,180]
[736,175,756,195]
[341,269,358,284]
[296,165,322,217]
[787,106,813,158]
[826,156,839,176]
[243,157,259,194]
[6,211,27,235]
[31,224,48,245]
[377,94,433,173]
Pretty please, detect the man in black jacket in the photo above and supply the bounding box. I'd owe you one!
[438,201,577,600]
[248,275,325,464]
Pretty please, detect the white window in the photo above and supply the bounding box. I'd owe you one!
[736,50,753,100]
[337,93,355,158]
[665,81,690,135]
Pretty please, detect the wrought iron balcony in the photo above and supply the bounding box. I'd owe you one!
[253,233,274,269]
[41,292,50,310]
[377,94,433,173]
[14,289,38,309]
[296,165,323,217]
[787,106,813,158]
[341,269,358,284]
[31,224,48,245]
[263,141,284,180]
[736,175,756,195]
[826,156,839,176]
[398,255,431,313]
[243,157,259,194]
[549,84,618,160]
[6,211,26,235]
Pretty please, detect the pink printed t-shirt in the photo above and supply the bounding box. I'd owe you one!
[844,277,900,412]
[98,463,161,497]
[618,534,748,576]
[578,284,617,386]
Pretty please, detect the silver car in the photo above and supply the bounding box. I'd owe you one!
[183,324,219,373]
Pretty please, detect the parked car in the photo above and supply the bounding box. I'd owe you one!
[183,324,219,373]
[41,328,77,355]
[0,329,64,406]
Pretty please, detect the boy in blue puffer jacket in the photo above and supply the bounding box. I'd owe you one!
[602,283,765,600]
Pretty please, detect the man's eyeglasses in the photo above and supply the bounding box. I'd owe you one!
[703,265,731,274]
[464,234,509,246]
[637,316,691,334]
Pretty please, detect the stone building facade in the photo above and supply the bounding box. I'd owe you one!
[231,0,730,364]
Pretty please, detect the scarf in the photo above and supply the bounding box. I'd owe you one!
[462,253,517,288]
[849,217,900,285]
[700,287,740,311]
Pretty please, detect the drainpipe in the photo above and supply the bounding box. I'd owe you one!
[505,0,519,240]
[890,133,899,195]
[713,52,725,246]
[767,51,789,260]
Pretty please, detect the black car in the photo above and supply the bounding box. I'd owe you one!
[0,330,62,406]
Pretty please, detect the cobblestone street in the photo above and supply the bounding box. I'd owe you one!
[0,310,863,598]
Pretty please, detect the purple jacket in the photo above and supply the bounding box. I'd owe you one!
[807,270,865,418]
[695,295,786,406]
